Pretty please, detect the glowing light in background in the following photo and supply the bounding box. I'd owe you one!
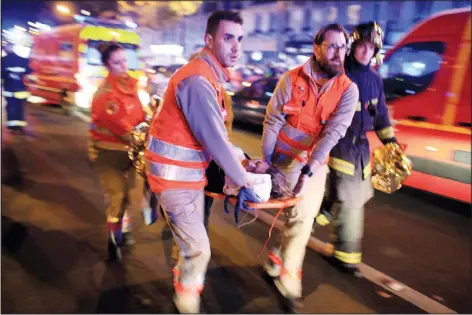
[125,20,138,29]
[56,5,71,15]
[80,10,90,16]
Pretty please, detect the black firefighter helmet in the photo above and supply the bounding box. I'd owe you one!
[348,21,384,57]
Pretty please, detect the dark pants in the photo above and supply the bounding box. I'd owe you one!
[5,97,26,129]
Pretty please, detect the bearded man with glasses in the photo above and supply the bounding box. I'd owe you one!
[261,23,359,312]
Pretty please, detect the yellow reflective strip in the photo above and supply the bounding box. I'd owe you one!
[334,250,362,264]
[396,119,471,135]
[328,157,355,175]
[376,126,395,140]
[355,101,361,111]
[371,98,378,105]
[14,91,30,99]
[363,164,372,178]
[316,214,330,226]
[442,17,471,126]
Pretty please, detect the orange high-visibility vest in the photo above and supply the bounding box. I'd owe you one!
[273,66,352,164]
[145,53,228,193]
[90,74,145,150]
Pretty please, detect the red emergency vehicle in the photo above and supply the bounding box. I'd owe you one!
[25,18,149,110]
[368,8,471,203]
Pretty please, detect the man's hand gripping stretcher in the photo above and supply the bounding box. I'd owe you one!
[206,146,301,225]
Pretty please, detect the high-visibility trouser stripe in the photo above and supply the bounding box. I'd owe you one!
[148,136,209,163]
[146,161,204,182]
[363,163,372,179]
[328,157,355,175]
[334,250,362,264]
[376,126,395,140]
[280,123,315,149]
[5,120,27,127]
[3,91,30,99]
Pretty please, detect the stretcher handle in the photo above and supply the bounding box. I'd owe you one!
[204,191,301,209]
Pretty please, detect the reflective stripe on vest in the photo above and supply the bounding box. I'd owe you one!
[146,161,204,182]
[148,136,209,163]
[279,123,315,150]
[274,136,308,163]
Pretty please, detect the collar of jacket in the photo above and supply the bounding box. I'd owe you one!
[345,55,370,74]
[197,47,231,84]
[106,73,137,95]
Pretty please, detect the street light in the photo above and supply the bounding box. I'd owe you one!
[80,9,91,16]
[14,25,27,32]
[57,5,71,15]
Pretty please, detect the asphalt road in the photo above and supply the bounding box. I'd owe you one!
[1,105,470,313]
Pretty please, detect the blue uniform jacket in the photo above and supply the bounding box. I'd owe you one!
[328,56,396,179]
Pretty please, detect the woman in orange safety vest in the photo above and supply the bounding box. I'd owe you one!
[88,42,146,261]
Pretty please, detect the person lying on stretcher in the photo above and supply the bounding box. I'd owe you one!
[206,147,294,202]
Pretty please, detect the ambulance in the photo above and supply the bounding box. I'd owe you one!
[25,18,150,110]
[368,8,471,203]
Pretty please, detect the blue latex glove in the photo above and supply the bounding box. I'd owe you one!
[224,186,262,224]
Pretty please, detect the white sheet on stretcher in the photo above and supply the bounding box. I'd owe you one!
[223,145,272,202]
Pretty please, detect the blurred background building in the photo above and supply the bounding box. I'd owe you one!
[143,0,470,64]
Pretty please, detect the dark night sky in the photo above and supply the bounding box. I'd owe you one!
[1,0,118,31]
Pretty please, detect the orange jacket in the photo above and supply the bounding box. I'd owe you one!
[145,53,228,193]
[90,74,146,150]
[273,65,352,164]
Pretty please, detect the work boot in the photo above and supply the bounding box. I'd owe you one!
[327,256,363,278]
[107,221,123,261]
[273,269,302,299]
[273,270,304,314]
[173,291,200,314]
[263,247,282,278]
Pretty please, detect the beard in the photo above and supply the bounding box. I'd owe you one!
[317,55,343,78]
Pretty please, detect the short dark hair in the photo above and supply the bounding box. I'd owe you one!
[313,23,349,45]
[97,42,123,66]
[205,10,243,36]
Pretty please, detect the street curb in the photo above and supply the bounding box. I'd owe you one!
[244,209,457,314]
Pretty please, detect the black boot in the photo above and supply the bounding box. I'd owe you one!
[327,256,363,278]
[107,222,123,262]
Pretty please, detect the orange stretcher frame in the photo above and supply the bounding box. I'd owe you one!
[204,191,302,209]
[205,191,302,256]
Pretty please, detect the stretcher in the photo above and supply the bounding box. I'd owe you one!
[204,191,302,256]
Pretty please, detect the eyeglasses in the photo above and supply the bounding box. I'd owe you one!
[322,43,347,53]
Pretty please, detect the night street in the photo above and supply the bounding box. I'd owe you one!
[1,105,470,313]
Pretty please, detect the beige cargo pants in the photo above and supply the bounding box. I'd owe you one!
[157,189,210,290]
[272,159,329,297]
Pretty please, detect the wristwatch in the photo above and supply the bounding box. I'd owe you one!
[301,165,313,177]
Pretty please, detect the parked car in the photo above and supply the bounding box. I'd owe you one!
[231,77,278,125]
